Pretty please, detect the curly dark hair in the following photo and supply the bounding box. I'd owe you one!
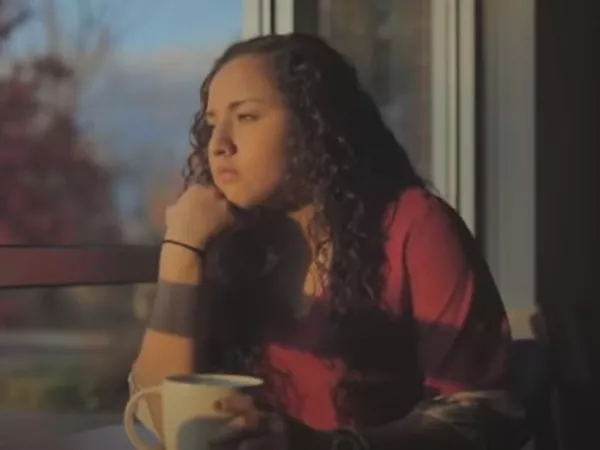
[187,33,425,426]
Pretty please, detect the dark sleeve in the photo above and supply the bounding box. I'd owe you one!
[147,281,202,337]
[355,390,528,450]
[146,280,226,373]
[282,391,527,450]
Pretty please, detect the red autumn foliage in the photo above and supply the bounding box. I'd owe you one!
[0,1,121,245]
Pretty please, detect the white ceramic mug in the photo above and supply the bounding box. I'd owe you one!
[124,373,264,450]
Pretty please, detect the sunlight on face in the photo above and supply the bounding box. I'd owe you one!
[206,55,291,209]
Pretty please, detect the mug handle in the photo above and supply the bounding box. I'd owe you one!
[124,386,164,450]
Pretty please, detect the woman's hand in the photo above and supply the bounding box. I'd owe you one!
[210,394,333,450]
[164,184,233,250]
[210,394,287,450]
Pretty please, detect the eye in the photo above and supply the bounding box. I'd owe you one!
[237,113,259,122]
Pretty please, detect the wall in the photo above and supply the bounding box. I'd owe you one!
[480,0,536,337]
[535,0,599,446]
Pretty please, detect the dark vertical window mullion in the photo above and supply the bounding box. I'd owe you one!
[259,0,264,34]
[270,0,277,34]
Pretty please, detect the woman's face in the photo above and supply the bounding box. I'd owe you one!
[206,54,291,209]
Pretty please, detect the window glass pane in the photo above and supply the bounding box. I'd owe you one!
[0,283,152,429]
[317,0,432,179]
[0,0,243,246]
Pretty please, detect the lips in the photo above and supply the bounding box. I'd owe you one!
[214,167,239,181]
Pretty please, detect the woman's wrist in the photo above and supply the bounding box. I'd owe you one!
[162,238,207,254]
[159,243,204,284]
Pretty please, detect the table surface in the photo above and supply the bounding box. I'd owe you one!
[0,412,126,450]
[68,424,159,450]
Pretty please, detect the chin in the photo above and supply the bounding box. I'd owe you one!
[221,190,265,210]
[217,182,285,211]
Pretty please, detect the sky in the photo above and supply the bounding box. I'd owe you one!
[8,0,245,149]
[116,0,243,54]
[10,0,243,55]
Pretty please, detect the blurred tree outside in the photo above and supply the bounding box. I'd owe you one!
[0,0,218,413]
[0,0,120,246]
[0,0,130,333]
[0,2,127,413]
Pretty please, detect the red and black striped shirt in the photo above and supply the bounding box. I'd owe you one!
[262,187,511,430]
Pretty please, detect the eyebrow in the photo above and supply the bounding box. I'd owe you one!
[206,98,264,117]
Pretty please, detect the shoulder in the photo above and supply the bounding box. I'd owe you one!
[384,187,463,249]
[381,187,484,309]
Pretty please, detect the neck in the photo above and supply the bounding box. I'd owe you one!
[287,204,331,261]
[287,204,314,234]
[287,204,331,301]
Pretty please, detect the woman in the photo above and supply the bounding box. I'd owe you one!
[131,33,527,449]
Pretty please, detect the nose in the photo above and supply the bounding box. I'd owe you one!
[208,123,236,158]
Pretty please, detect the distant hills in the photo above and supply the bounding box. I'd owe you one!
[79,45,224,164]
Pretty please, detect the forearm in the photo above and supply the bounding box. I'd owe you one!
[129,244,208,436]
[134,244,204,384]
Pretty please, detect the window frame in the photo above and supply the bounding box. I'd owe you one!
[479,0,536,336]
[0,1,269,289]
[243,0,277,37]
[0,246,159,288]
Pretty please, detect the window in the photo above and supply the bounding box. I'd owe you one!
[0,0,484,434]
[269,0,476,229]
[318,0,433,178]
[0,284,150,412]
[0,0,255,431]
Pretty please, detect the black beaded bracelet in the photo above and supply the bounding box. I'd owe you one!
[162,239,206,258]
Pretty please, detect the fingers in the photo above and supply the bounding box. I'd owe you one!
[209,395,264,449]
[165,184,230,226]
[215,394,257,415]
[210,419,286,450]
[184,183,224,199]
[215,394,263,429]
[165,206,172,228]
[213,186,227,199]
[209,408,291,450]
